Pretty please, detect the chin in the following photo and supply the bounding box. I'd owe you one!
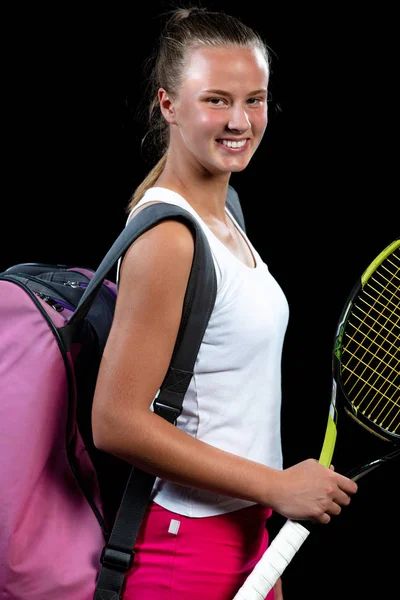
[203,155,250,175]
[229,164,248,173]
[215,156,251,173]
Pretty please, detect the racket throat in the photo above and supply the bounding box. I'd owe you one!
[345,447,400,481]
[344,407,394,443]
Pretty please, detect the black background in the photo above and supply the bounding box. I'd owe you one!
[2,1,398,598]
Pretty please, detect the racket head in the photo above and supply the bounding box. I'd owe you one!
[333,238,400,444]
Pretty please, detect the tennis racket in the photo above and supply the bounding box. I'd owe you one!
[233,237,400,600]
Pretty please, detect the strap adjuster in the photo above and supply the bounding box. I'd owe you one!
[100,545,135,572]
[153,401,181,424]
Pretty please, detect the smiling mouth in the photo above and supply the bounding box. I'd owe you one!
[217,139,248,149]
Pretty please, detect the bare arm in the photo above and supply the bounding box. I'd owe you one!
[92,218,357,523]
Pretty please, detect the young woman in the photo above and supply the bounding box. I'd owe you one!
[92,6,358,599]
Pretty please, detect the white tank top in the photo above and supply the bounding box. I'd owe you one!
[119,187,289,517]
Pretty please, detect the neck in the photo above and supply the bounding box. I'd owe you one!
[155,168,231,222]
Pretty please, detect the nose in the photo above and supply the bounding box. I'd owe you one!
[227,104,251,133]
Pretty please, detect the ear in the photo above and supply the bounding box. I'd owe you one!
[158,88,177,124]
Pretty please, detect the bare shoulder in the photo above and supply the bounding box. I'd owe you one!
[120,201,195,285]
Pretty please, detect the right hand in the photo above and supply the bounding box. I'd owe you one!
[268,459,358,524]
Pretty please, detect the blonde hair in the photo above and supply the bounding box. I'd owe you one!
[126,5,270,214]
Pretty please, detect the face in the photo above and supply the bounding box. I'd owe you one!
[159,45,269,175]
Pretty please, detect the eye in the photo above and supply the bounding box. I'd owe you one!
[247,97,265,106]
[206,98,226,106]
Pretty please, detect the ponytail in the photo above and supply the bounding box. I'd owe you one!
[125,153,167,214]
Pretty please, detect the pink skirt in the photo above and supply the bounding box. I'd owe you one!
[122,501,275,600]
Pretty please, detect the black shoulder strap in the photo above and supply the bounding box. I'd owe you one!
[62,203,216,600]
[90,192,245,599]
[68,192,243,600]
[226,184,246,233]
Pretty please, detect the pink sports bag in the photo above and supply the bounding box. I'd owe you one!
[0,201,221,599]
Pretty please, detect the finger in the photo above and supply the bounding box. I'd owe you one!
[328,502,342,517]
[312,512,331,525]
[335,489,352,507]
[338,475,358,495]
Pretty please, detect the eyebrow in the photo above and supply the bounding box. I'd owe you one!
[203,88,267,96]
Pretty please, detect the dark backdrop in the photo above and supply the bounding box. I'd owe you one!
[2,2,398,598]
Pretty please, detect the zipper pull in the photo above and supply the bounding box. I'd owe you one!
[36,292,64,312]
[62,280,83,288]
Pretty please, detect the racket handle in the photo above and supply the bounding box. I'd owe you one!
[232,520,310,600]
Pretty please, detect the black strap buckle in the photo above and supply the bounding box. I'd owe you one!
[100,545,135,572]
[153,401,181,424]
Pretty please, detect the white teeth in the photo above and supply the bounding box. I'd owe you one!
[220,139,246,148]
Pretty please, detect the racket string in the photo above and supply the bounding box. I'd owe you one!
[342,272,399,401]
[340,246,400,436]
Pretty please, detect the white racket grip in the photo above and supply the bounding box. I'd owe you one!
[232,520,310,600]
